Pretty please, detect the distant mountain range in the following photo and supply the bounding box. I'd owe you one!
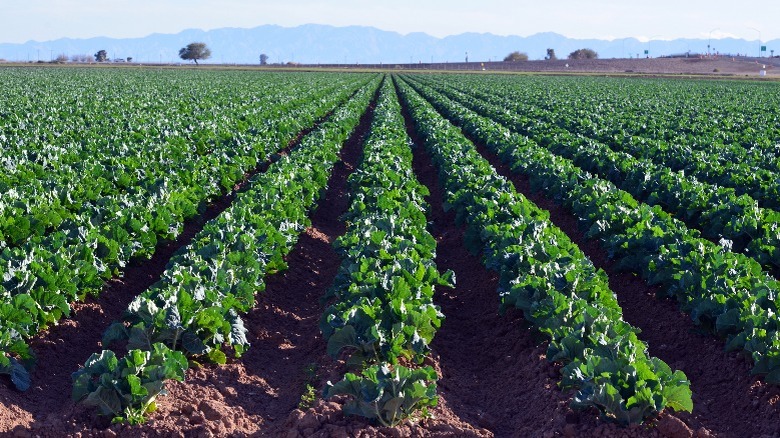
[0,24,776,64]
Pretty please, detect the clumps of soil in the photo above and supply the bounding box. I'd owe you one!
[276,398,489,438]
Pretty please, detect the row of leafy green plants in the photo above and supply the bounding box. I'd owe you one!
[0,74,362,260]
[548,77,780,175]
[400,75,780,385]
[318,79,452,426]
[438,74,780,180]
[425,74,780,211]
[394,76,692,424]
[70,76,382,424]
[0,70,358,250]
[0,74,373,390]
[410,75,780,272]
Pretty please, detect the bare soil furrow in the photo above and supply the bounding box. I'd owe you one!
[396,79,647,438]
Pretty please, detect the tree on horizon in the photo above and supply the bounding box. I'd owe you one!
[179,42,211,65]
[503,51,529,62]
[568,48,598,59]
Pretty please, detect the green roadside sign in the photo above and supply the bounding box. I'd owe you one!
[761,45,767,52]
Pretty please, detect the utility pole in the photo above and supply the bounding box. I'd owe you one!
[748,27,762,57]
[708,28,719,57]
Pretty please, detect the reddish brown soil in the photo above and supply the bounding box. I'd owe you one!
[461,123,780,437]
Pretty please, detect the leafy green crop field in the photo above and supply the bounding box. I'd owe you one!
[1,67,780,436]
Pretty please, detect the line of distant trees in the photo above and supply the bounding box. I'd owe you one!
[503,47,598,62]
[49,42,599,65]
[89,43,267,65]
[70,54,93,62]
[91,50,132,63]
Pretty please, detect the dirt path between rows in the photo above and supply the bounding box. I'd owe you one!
[448,104,780,437]
[111,85,381,438]
[409,116,574,437]
[396,80,668,438]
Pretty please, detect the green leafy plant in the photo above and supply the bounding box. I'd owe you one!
[298,363,320,409]
[299,384,317,410]
[325,364,438,427]
[0,356,30,392]
[71,343,187,424]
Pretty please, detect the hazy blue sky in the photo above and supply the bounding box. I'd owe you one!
[1,0,777,43]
